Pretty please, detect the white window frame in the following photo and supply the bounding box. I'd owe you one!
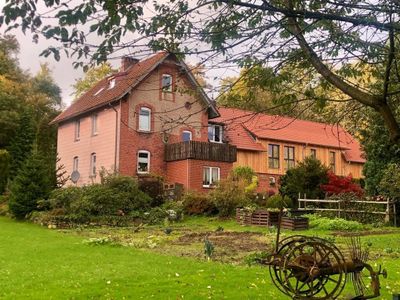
[202,166,220,188]
[73,156,79,172]
[90,153,96,177]
[137,150,150,174]
[208,124,223,143]
[182,130,192,142]
[162,74,172,92]
[74,119,80,141]
[138,107,151,132]
[91,114,98,136]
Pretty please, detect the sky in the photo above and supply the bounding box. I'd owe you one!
[0,0,239,107]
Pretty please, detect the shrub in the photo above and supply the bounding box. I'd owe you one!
[8,150,51,219]
[162,200,184,221]
[210,178,251,217]
[321,172,364,197]
[138,175,165,207]
[182,192,216,215]
[49,186,83,214]
[379,163,400,201]
[231,166,255,183]
[266,194,293,209]
[279,157,328,201]
[47,175,152,219]
[306,214,364,231]
[0,149,10,194]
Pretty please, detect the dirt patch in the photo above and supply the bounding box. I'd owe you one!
[175,231,268,252]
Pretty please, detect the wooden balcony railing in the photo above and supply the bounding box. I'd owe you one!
[165,141,237,163]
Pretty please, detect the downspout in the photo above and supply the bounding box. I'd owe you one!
[109,101,120,173]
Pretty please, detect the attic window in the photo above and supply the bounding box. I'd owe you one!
[108,78,116,89]
[94,87,104,96]
[162,74,172,92]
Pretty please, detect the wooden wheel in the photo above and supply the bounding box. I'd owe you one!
[282,241,347,299]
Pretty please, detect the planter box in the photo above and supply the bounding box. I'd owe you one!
[281,216,309,230]
[236,209,280,227]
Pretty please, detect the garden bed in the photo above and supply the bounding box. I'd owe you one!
[236,209,279,226]
[281,216,309,230]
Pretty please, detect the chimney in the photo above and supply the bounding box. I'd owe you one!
[120,56,139,72]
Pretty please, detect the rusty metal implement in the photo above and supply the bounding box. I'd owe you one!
[265,211,387,299]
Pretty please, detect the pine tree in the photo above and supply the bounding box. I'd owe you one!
[8,149,51,219]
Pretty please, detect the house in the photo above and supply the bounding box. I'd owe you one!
[51,52,237,191]
[212,107,365,192]
[52,52,365,193]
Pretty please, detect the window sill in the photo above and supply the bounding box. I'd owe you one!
[91,133,98,137]
[202,185,217,189]
[137,171,150,175]
[74,139,80,142]
[209,140,223,144]
[138,130,151,134]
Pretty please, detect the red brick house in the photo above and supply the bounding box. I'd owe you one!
[52,52,365,193]
[52,52,237,191]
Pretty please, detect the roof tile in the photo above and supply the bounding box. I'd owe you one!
[214,107,365,163]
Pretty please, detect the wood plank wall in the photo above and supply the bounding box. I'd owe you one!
[233,139,364,178]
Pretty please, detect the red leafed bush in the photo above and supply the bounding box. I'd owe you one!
[320,172,364,197]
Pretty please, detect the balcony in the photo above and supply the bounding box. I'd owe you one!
[165,141,237,163]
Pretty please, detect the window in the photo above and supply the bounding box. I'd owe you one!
[108,78,116,89]
[208,124,223,143]
[91,114,98,136]
[268,144,280,169]
[90,153,96,177]
[137,150,150,174]
[284,146,295,169]
[203,167,220,187]
[74,120,80,141]
[162,74,172,92]
[138,107,151,132]
[329,151,336,173]
[310,148,317,159]
[73,156,79,172]
[182,130,192,142]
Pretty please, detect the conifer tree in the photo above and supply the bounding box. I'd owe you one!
[0,149,10,193]
[8,148,51,219]
[7,108,35,179]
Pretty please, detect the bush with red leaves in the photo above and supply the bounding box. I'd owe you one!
[320,172,364,197]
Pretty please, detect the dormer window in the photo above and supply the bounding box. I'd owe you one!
[208,124,223,143]
[162,74,172,92]
[108,78,116,89]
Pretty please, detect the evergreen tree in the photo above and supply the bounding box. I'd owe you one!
[8,149,51,219]
[7,108,35,179]
[0,149,10,193]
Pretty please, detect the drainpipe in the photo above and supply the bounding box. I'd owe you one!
[109,101,120,173]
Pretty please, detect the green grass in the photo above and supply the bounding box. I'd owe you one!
[1,216,400,299]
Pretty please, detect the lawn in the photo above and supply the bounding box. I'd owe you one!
[0,216,400,299]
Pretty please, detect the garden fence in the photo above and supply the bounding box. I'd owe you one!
[298,195,397,226]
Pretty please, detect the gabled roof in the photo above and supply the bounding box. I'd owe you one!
[212,107,365,163]
[51,52,218,124]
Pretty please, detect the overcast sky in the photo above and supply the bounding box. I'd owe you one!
[0,0,239,107]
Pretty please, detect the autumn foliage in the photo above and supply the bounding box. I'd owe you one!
[320,172,364,197]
